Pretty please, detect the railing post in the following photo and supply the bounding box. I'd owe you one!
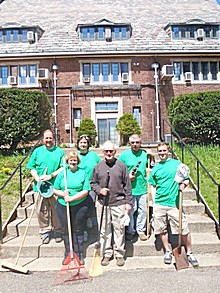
[196,161,200,201]
[218,184,220,238]
[181,141,184,163]
[20,165,23,207]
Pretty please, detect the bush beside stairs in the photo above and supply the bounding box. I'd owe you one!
[0,146,220,272]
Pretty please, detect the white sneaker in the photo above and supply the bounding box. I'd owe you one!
[164,250,172,264]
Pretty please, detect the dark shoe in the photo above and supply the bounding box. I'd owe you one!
[42,232,50,244]
[116,257,125,267]
[101,256,111,266]
[54,232,63,243]
[86,217,93,229]
[138,233,148,241]
[79,255,85,265]
[125,233,134,241]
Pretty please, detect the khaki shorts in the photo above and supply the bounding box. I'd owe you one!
[154,204,189,235]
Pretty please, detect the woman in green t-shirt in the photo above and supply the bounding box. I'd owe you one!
[53,151,91,265]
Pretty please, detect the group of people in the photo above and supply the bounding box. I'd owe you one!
[27,129,198,268]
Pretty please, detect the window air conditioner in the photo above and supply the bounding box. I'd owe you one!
[105,28,111,39]
[74,119,81,128]
[83,77,90,83]
[9,76,17,85]
[196,28,204,39]
[122,72,129,82]
[38,68,49,80]
[161,65,174,80]
[185,72,192,82]
[27,31,35,42]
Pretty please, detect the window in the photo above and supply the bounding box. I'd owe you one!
[73,108,82,128]
[173,61,219,82]
[21,29,27,42]
[0,64,38,86]
[0,31,2,42]
[79,24,131,41]
[6,30,11,42]
[96,102,118,111]
[82,61,129,84]
[0,66,8,85]
[13,30,19,42]
[171,25,219,40]
[133,107,141,126]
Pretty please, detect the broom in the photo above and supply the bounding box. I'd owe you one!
[89,170,110,277]
[2,167,48,274]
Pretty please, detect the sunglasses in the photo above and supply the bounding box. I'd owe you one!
[79,135,89,140]
[130,141,141,144]
[104,150,114,153]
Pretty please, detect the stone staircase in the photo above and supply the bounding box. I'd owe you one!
[0,147,220,272]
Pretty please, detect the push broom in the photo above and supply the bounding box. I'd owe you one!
[2,167,48,274]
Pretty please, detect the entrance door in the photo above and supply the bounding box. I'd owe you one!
[97,118,117,145]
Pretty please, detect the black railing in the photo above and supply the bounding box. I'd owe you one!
[162,119,220,238]
[0,141,41,243]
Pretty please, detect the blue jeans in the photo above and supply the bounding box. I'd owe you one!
[127,194,147,235]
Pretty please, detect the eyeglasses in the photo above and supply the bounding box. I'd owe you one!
[130,141,141,144]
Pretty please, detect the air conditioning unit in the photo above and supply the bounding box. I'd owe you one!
[38,68,49,80]
[83,77,90,83]
[65,124,70,130]
[161,65,174,80]
[27,31,35,42]
[105,28,111,39]
[74,119,81,128]
[196,28,204,39]
[185,72,192,82]
[9,76,17,85]
[122,72,129,82]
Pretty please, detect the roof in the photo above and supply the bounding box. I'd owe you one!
[0,0,220,57]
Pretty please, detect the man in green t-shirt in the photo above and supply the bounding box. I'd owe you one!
[148,142,199,267]
[27,129,64,244]
[118,134,155,241]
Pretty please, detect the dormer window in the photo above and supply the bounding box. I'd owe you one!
[0,23,44,44]
[165,19,219,40]
[77,18,132,41]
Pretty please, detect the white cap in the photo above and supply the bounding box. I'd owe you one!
[174,163,190,183]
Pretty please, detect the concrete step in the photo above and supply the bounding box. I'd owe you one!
[183,200,205,214]
[1,252,220,273]
[1,231,219,259]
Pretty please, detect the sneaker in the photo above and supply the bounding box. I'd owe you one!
[138,233,148,241]
[101,256,111,266]
[116,257,125,267]
[62,253,70,265]
[54,232,63,243]
[83,231,88,242]
[86,218,93,229]
[164,250,172,264]
[187,252,199,267]
[79,255,85,265]
[41,232,50,244]
[125,233,134,241]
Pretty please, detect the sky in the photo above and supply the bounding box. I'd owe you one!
[217,0,220,4]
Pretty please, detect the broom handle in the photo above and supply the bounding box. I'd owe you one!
[178,190,183,249]
[99,171,110,237]
[146,157,151,238]
[63,157,74,260]
[15,166,48,265]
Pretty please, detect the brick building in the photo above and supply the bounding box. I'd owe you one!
[0,0,220,145]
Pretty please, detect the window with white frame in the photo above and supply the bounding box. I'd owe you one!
[171,25,219,40]
[82,61,129,83]
[133,106,141,126]
[0,64,38,86]
[173,61,220,82]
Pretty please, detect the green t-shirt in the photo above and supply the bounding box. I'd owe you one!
[78,151,101,180]
[148,158,181,207]
[26,145,65,191]
[118,149,148,196]
[54,167,91,206]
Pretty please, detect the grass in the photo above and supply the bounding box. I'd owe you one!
[0,152,31,224]
[172,143,220,220]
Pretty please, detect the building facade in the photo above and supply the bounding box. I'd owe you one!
[0,0,220,145]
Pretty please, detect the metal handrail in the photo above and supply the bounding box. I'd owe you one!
[162,119,220,238]
[0,140,41,243]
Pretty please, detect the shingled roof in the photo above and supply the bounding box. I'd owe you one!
[0,0,219,57]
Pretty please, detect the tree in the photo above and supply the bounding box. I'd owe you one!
[0,89,51,151]
[77,117,97,146]
[116,113,141,145]
[168,91,220,144]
